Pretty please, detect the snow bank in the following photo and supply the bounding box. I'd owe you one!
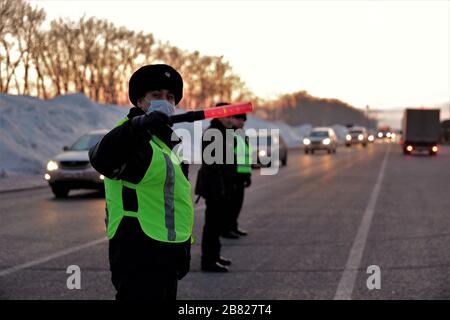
[245,117,301,148]
[0,94,303,177]
[0,93,128,176]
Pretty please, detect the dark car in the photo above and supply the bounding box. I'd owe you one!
[249,132,288,167]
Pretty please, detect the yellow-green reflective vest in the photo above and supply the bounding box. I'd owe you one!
[235,133,252,174]
[104,117,194,243]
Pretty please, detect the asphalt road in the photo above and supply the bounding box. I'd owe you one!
[1,142,449,300]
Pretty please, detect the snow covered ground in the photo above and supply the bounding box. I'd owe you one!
[0,93,127,176]
[0,93,348,192]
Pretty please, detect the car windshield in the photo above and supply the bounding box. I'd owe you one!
[350,130,363,134]
[69,133,104,151]
[310,131,329,137]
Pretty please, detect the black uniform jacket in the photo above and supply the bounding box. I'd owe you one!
[89,107,190,279]
[195,118,236,200]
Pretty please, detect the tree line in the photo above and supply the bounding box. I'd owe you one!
[0,0,253,108]
[1,0,375,127]
[259,90,377,128]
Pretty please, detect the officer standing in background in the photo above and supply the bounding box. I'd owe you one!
[226,113,252,237]
[195,102,235,272]
[89,64,193,300]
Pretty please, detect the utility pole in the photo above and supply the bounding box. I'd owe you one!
[366,105,370,127]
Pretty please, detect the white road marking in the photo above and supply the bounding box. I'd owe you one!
[334,144,391,300]
[0,146,366,278]
[0,238,107,277]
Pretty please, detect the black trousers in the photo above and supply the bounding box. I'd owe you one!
[229,182,245,232]
[111,266,177,301]
[201,197,227,264]
[109,217,188,301]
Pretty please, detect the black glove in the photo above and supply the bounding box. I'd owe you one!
[129,111,171,134]
[244,175,251,188]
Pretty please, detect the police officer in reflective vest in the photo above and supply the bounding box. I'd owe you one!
[227,113,252,237]
[195,102,236,272]
[89,64,193,300]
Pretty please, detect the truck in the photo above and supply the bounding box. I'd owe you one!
[402,108,440,156]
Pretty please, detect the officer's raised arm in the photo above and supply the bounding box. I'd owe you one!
[88,110,170,181]
[89,120,145,180]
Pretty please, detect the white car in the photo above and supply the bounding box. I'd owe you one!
[303,127,338,154]
[345,127,369,147]
[44,129,108,198]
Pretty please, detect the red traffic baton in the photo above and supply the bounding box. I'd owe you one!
[170,102,253,124]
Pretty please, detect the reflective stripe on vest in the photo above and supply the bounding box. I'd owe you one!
[235,133,252,174]
[104,117,194,243]
[162,152,176,241]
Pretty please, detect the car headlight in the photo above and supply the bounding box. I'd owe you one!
[378,132,383,138]
[386,132,391,138]
[46,160,59,171]
[258,149,267,157]
[322,138,331,145]
[346,135,351,141]
[303,138,311,145]
[368,135,374,142]
[358,134,364,141]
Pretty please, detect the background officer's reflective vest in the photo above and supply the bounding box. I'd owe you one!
[235,133,252,174]
[104,117,194,243]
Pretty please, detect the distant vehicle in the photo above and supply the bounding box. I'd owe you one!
[442,120,450,144]
[44,129,108,198]
[402,109,440,156]
[250,132,288,167]
[332,126,350,145]
[367,129,376,143]
[377,127,392,140]
[377,127,397,142]
[345,126,368,147]
[303,127,338,154]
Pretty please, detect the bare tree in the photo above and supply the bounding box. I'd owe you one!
[15,2,45,94]
[0,0,23,93]
[1,2,249,108]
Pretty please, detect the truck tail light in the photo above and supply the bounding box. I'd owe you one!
[406,145,413,152]
[432,146,438,153]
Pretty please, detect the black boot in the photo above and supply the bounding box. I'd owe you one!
[221,230,240,239]
[217,256,232,266]
[233,228,248,236]
[201,261,229,272]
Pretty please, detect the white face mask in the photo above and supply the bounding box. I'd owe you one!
[146,99,176,116]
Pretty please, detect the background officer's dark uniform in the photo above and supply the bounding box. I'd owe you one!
[196,118,235,270]
[229,132,251,235]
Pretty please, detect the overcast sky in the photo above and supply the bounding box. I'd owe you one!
[30,0,449,113]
